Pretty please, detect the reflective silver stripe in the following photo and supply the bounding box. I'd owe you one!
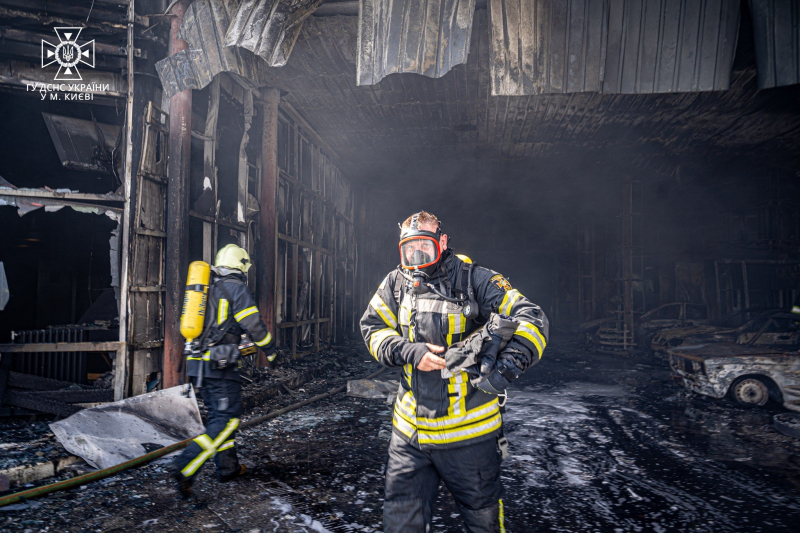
[414,299,447,314]
[499,290,521,315]
[217,439,235,452]
[418,412,502,445]
[234,306,258,321]
[181,434,215,477]
[515,321,546,357]
[369,328,400,358]
[370,294,398,328]
[218,299,229,325]
[255,332,272,346]
[416,398,499,430]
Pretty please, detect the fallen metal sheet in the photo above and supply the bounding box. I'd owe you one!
[488,0,740,95]
[224,0,323,67]
[357,0,477,86]
[750,0,800,89]
[49,385,205,469]
[41,113,119,173]
[155,0,270,98]
[346,378,399,399]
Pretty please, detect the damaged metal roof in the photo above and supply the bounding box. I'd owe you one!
[357,0,477,85]
[750,0,800,89]
[488,0,740,95]
[224,0,324,67]
[155,0,270,98]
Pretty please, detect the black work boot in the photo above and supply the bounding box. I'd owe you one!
[172,471,193,499]
[218,464,247,483]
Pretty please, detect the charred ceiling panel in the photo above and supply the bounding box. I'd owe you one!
[224,0,324,67]
[488,0,740,96]
[41,113,120,173]
[602,0,740,94]
[750,0,800,89]
[357,0,477,86]
[155,0,270,98]
[487,0,608,95]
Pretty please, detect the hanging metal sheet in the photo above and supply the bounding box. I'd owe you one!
[488,0,740,96]
[224,0,324,67]
[155,0,270,98]
[750,0,800,89]
[357,0,477,86]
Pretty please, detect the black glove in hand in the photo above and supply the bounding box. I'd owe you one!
[394,342,431,367]
[472,369,510,395]
[478,331,504,375]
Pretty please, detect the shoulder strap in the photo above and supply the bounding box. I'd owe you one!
[198,278,240,349]
[392,271,405,308]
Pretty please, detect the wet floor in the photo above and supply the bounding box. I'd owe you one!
[3,335,800,531]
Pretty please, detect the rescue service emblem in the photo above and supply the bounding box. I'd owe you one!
[490,274,512,292]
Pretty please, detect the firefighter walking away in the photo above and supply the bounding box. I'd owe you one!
[171,244,275,498]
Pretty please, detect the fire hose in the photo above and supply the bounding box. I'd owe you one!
[0,367,386,508]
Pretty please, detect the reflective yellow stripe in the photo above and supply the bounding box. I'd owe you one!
[498,289,521,315]
[218,299,229,325]
[180,418,240,477]
[417,412,502,445]
[399,299,412,327]
[403,364,412,388]
[447,371,468,417]
[368,328,400,359]
[499,499,505,533]
[370,294,398,329]
[217,439,235,452]
[187,356,203,361]
[514,321,546,358]
[234,306,258,321]
[255,332,272,347]
[417,398,499,430]
[392,411,415,438]
[187,351,211,361]
[446,312,465,346]
[181,434,215,477]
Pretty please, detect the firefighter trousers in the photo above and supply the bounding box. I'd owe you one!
[383,432,504,533]
[173,377,243,482]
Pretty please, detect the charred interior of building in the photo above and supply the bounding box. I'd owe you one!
[1,0,800,531]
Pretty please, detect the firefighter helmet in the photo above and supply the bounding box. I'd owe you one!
[215,244,252,273]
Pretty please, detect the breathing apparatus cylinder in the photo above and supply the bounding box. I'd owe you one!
[180,261,211,346]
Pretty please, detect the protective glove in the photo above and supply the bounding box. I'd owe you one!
[472,351,525,395]
[261,338,277,362]
[393,342,432,367]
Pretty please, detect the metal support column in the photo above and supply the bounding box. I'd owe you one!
[259,88,279,367]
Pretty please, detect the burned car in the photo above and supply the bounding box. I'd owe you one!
[653,309,792,354]
[637,302,710,347]
[669,312,800,409]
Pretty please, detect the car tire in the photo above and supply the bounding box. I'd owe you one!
[774,413,800,439]
[731,377,769,407]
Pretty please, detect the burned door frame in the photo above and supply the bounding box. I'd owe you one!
[116,102,169,400]
[274,103,355,357]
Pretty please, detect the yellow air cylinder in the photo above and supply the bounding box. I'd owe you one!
[180,261,210,342]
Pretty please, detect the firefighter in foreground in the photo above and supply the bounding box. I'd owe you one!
[172,244,275,498]
[360,212,548,532]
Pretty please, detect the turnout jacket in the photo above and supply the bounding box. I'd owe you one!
[186,272,273,382]
[360,250,549,450]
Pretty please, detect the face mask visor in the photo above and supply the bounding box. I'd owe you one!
[399,234,441,270]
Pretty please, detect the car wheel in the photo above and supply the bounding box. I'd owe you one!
[731,378,769,407]
[774,413,800,439]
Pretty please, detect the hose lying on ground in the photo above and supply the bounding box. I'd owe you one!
[0,367,386,508]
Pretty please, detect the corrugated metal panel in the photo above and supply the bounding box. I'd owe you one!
[750,0,800,89]
[488,0,608,95]
[488,0,740,96]
[155,0,270,98]
[357,0,477,86]
[603,0,740,94]
[224,0,324,67]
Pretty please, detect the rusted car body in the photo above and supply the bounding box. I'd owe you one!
[669,342,800,411]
